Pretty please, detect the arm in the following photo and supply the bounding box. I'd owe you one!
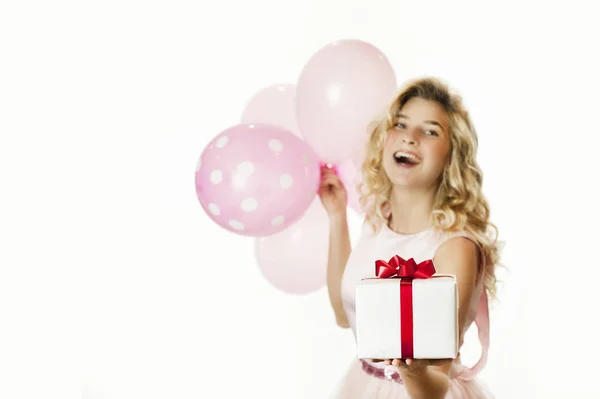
[398,236,480,399]
[327,212,352,328]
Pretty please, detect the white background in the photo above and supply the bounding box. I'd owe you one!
[1,0,599,398]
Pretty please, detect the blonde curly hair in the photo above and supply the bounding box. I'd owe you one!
[357,76,503,301]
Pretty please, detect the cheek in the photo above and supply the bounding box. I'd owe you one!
[426,143,451,167]
[439,149,452,172]
[384,133,399,150]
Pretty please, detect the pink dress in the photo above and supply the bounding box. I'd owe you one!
[332,222,494,398]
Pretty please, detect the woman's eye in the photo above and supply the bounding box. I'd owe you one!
[394,123,438,136]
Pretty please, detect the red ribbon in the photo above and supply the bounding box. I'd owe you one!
[374,255,436,359]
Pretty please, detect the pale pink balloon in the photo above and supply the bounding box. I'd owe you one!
[254,198,329,294]
[296,39,397,164]
[241,84,302,139]
[335,158,363,215]
[195,123,321,237]
[352,140,368,170]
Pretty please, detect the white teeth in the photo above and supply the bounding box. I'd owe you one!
[394,151,420,162]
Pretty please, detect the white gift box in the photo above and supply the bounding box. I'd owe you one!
[355,275,459,360]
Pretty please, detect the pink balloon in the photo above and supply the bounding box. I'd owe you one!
[254,198,329,294]
[352,141,367,170]
[195,123,320,237]
[296,39,397,164]
[335,158,363,216]
[241,84,302,139]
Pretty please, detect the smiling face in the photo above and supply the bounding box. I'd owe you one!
[382,97,452,189]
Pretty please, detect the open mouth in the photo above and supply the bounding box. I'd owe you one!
[393,151,421,166]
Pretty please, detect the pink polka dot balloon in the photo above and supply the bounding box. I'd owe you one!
[195,123,321,237]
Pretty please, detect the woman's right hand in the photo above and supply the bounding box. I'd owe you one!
[318,165,348,218]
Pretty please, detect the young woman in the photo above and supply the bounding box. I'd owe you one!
[320,77,500,398]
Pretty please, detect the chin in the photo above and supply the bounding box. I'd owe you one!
[384,161,441,190]
[388,177,415,188]
[385,169,437,190]
[383,163,414,186]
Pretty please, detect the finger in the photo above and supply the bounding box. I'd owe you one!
[384,359,392,365]
[320,165,334,174]
[428,358,453,366]
[319,166,335,177]
[322,168,342,183]
[321,173,340,184]
[405,358,426,367]
[318,182,342,197]
[391,358,402,367]
[320,175,342,190]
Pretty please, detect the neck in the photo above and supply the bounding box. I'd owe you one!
[387,185,437,235]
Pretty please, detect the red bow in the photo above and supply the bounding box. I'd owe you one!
[375,255,436,279]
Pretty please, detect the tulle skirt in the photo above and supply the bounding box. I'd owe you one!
[330,359,494,399]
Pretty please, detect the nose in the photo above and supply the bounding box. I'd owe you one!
[401,129,418,146]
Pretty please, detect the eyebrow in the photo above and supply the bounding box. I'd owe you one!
[396,113,446,132]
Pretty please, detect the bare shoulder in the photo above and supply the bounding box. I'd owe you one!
[433,235,480,277]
